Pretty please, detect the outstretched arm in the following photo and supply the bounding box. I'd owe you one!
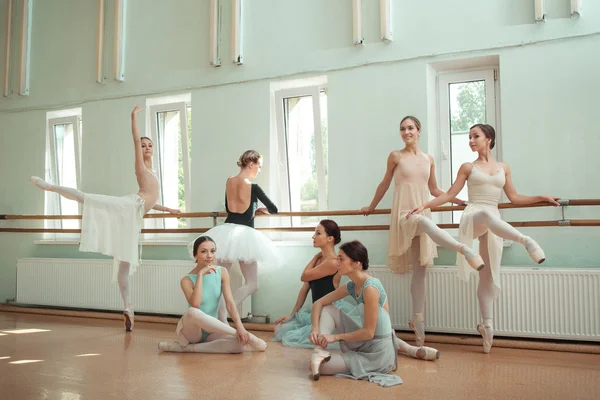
[274,282,310,325]
[427,155,465,205]
[131,105,146,177]
[502,163,559,206]
[152,203,181,214]
[361,151,397,215]
[408,162,472,217]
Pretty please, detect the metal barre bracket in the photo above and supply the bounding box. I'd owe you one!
[558,199,570,206]
[558,220,571,226]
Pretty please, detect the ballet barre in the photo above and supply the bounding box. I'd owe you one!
[0,199,598,234]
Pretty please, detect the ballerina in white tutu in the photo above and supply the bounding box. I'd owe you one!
[188,150,279,320]
[408,123,559,353]
[30,105,181,331]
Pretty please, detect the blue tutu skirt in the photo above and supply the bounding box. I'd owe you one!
[272,297,359,349]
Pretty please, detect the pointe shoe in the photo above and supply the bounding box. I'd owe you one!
[30,176,51,190]
[248,334,268,352]
[523,237,545,264]
[465,253,485,271]
[409,314,425,347]
[477,323,493,354]
[310,348,331,381]
[124,310,134,332]
[461,246,485,271]
[158,341,185,352]
[416,346,441,361]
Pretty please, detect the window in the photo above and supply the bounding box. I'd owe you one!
[274,86,328,227]
[437,69,499,223]
[147,100,192,230]
[45,112,82,232]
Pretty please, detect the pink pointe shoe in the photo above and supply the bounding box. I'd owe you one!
[310,348,331,381]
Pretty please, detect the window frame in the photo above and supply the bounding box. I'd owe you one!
[145,101,192,235]
[273,85,328,228]
[435,68,501,225]
[45,115,82,234]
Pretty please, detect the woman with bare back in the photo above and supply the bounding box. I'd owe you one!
[188,150,279,320]
[30,105,181,332]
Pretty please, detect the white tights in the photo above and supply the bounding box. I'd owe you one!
[470,209,534,327]
[31,177,85,203]
[173,308,258,353]
[217,260,258,321]
[409,217,479,336]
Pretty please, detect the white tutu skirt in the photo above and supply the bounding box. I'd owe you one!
[188,223,281,272]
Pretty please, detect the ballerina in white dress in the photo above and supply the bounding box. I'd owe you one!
[409,123,559,353]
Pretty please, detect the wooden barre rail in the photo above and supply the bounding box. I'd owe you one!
[1,199,599,221]
[1,220,599,234]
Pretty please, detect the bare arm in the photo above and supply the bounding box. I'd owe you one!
[502,163,560,206]
[427,155,465,205]
[299,253,322,280]
[333,286,380,342]
[290,283,310,315]
[221,268,245,330]
[301,259,339,282]
[131,106,146,177]
[181,275,202,309]
[152,203,181,214]
[361,152,398,215]
[411,162,472,215]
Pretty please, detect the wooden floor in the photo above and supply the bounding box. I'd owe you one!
[1,312,599,400]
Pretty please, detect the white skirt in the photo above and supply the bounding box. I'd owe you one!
[79,193,145,279]
[187,223,281,272]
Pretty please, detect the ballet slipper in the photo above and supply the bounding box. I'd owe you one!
[310,348,331,381]
[477,322,494,354]
[124,309,134,332]
[416,346,441,361]
[409,313,425,347]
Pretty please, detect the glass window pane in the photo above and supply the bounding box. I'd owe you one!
[284,96,318,227]
[449,80,486,222]
[156,110,182,229]
[54,123,79,229]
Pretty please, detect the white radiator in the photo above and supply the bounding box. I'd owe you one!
[369,266,600,341]
[16,258,251,317]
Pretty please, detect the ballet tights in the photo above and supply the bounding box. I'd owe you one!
[117,262,132,311]
[216,260,259,321]
[31,177,85,203]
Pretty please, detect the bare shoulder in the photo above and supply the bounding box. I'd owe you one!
[499,161,510,172]
[459,162,474,174]
[388,150,402,163]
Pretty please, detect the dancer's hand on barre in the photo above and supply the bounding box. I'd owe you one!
[274,315,293,325]
[236,326,250,345]
[538,196,561,206]
[199,265,217,276]
[360,206,375,216]
[256,207,270,215]
[131,105,144,116]
[406,205,425,219]
[453,198,467,206]
[165,207,181,215]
